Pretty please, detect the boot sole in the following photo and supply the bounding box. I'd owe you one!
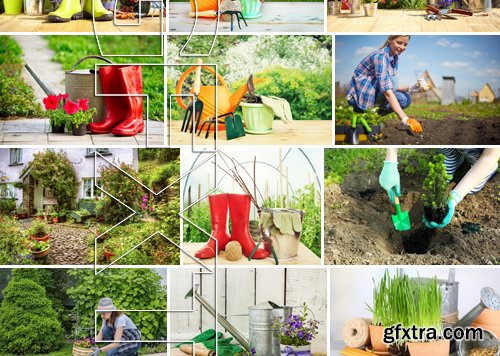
[48,12,83,22]
[83,12,113,21]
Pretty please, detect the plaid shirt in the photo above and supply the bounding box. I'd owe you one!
[346,45,399,110]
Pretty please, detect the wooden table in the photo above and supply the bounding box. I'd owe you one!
[182,242,321,265]
[328,9,500,32]
[0,13,163,32]
[169,120,332,146]
[169,2,324,32]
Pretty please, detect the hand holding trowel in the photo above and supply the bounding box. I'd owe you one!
[391,188,411,231]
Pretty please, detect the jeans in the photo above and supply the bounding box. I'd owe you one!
[348,76,411,115]
[102,323,140,356]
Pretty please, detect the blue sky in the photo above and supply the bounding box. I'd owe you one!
[335,35,500,98]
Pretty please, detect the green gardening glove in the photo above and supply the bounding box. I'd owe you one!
[379,161,401,204]
[423,190,462,229]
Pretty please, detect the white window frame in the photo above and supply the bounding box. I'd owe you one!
[82,178,103,199]
[9,148,22,165]
[86,148,111,156]
[0,183,18,199]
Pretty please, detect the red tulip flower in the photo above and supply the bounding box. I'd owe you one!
[78,98,89,111]
[64,99,80,115]
[43,95,59,111]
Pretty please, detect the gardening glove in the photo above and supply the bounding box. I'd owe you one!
[90,347,100,356]
[423,190,463,229]
[402,116,423,133]
[410,80,430,93]
[379,161,400,204]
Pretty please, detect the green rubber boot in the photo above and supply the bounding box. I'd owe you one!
[82,0,113,21]
[47,0,83,22]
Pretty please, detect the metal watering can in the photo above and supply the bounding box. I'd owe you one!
[175,65,261,129]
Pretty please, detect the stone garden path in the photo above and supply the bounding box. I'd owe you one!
[15,35,65,105]
[22,220,90,265]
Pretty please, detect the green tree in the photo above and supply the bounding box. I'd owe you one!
[0,278,64,354]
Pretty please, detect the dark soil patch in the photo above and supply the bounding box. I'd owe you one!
[423,206,449,226]
[402,227,434,254]
[361,118,499,145]
[388,343,410,356]
[324,173,500,265]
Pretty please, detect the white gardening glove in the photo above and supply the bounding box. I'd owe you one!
[410,79,430,93]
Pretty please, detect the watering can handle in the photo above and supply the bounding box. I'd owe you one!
[68,55,114,72]
[194,59,202,95]
[175,64,229,110]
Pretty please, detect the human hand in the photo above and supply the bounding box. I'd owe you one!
[423,190,462,229]
[402,117,423,133]
[411,80,430,93]
[379,161,400,204]
[90,347,100,356]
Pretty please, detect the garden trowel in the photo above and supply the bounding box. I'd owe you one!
[391,188,411,231]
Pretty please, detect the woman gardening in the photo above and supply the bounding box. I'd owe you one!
[91,298,142,356]
[345,35,424,134]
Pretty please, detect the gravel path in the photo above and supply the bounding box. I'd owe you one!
[14,35,65,105]
[22,220,90,265]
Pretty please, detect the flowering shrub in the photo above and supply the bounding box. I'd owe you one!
[273,303,319,347]
[74,337,96,348]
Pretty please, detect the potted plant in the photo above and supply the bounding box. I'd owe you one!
[51,211,59,224]
[28,220,51,242]
[16,206,28,219]
[36,209,45,220]
[240,0,262,18]
[240,95,274,135]
[363,0,378,16]
[3,0,23,14]
[44,93,68,133]
[421,154,451,226]
[73,336,96,356]
[273,303,319,356]
[29,239,51,260]
[65,98,96,136]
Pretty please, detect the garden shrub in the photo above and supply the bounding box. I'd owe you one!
[67,269,167,340]
[0,278,64,354]
[236,66,332,121]
[0,198,16,215]
[27,150,79,211]
[0,36,41,118]
[292,184,321,257]
[99,162,143,225]
[183,201,211,243]
[0,216,30,264]
[138,148,180,163]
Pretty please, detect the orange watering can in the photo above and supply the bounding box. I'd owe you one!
[176,64,262,130]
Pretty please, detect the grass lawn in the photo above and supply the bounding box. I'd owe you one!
[44,35,164,121]
[397,102,500,121]
[0,36,42,118]
[0,342,73,356]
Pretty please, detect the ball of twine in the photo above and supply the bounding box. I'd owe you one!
[220,0,241,22]
[224,241,242,261]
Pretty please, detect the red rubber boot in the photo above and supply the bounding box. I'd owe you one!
[227,193,269,259]
[88,65,128,134]
[195,194,231,259]
[111,66,144,137]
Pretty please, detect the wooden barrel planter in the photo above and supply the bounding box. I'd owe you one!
[73,345,95,356]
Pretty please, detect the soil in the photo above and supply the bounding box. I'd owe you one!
[361,118,500,145]
[21,220,90,265]
[324,172,500,265]
[423,206,449,226]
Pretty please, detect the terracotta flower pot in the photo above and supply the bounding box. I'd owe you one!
[52,217,59,224]
[30,246,50,260]
[407,339,450,356]
[369,324,388,352]
[473,309,500,326]
[103,246,116,261]
[31,234,50,242]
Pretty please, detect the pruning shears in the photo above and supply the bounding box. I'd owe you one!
[426,5,472,19]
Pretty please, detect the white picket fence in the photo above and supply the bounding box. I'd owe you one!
[169,268,327,352]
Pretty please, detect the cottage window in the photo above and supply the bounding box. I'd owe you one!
[82,178,103,199]
[9,148,22,165]
[86,148,111,156]
[0,183,17,199]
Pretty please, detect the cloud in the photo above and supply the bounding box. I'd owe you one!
[471,67,500,77]
[355,46,377,56]
[466,51,485,59]
[436,38,463,48]
[441,61,470,69]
